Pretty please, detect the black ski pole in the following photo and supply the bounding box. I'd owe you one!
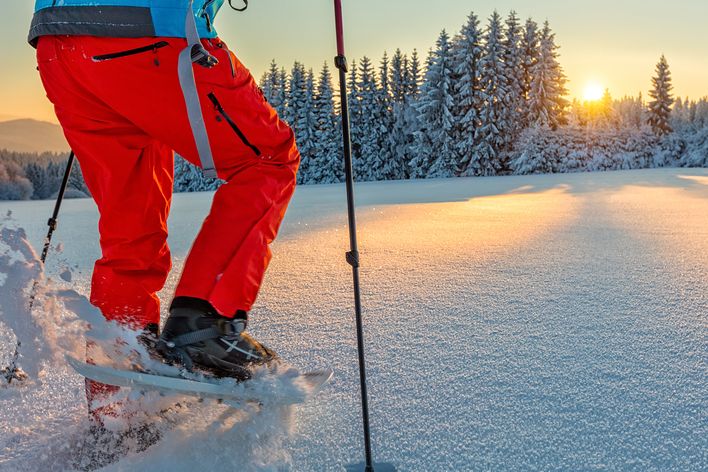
[38,151,76,272]
[333,3,395,472]
[3,151,75,384]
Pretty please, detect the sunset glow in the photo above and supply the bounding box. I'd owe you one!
[583,82,604,101]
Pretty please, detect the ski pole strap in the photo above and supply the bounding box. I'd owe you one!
[178,0,218,179]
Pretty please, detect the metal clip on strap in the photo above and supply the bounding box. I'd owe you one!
[191,44,219,68]
[217,318,247,336]
[178,0,218,178]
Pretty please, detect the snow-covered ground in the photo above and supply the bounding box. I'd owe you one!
[1,168,707,471]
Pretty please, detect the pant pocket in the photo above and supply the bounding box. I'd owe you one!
[207,92,262,157]
[92,41,169,62]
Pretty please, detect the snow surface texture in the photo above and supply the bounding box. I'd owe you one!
[0,168,707,471]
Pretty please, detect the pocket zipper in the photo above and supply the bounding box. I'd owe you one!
[217,43,236,78]
[207,93,262,157]
[92,41,169,62]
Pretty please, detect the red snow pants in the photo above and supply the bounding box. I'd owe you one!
[36,36,299,329]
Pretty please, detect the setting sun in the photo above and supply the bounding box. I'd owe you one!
[583,82,604,101]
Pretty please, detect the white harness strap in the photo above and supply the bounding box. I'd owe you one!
[178,0,218,178]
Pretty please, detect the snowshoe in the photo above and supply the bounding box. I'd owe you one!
[156,297,277,380]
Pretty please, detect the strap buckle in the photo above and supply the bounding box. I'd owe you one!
[217,319,247,337]
[190,44,219,68]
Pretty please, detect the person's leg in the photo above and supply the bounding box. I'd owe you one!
[36,36,174,419]
[37,35,298,378]
[63,35,299,318]
[38,75,174,328]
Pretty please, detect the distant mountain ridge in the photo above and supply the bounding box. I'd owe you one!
[0,119,69,154]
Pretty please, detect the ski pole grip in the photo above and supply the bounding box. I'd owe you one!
[334,0,345,57]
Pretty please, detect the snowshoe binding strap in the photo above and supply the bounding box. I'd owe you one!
[163,318,247,350]
[156,317,251,371]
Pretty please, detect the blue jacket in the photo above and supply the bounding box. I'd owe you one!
[29,0,224,46]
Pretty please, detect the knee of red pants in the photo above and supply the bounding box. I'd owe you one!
[258,130,300,191]
[218,126,301,185]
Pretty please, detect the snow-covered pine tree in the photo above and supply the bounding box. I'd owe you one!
[520,18,539,127]
[677,97,708,167]
[259,61,275,101]
[174,155,220,192]
[286,62,316,184]
[501,11,525,150]
[379,52,391,106]
[469,12,508,176]
[508,125,555,174]
[391,49,407,103]
[379,52,393,136]
[400,49,424,179]
[173,155,198,192]
[451,11,483,175]
[276,67,288,119]
[24,162,52,200]
[260,60,287,118]
[671,96,686,131]
[615,94,645,129]
[408,49,434,178]
[284,63,304,142]
[406,50,422,99]
[528,21,568,130]
[388,50,418,179]
[600,88,618,128]
[310,62,342,184]
[373,52,399,180]
[401,50,425,178]
[0,161,33,200]
[411,31,457,178]
[346,58,361,164]
[45,161,65,196]
[67,160,89,196]
[693,98,708,126]
[352,56,384,181]
[647,55,674,136]
[304,68,318,182]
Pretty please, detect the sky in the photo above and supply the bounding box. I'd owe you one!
[1,0,707,123]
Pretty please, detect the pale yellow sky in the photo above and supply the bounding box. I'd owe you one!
[1,1,707,123]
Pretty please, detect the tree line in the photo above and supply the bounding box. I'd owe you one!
[0,151,88,201]
[263,10,570,183]
[175,9,705,192]
[1,10,706,199]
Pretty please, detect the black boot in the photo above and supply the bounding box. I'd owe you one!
[157,297,276,380]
